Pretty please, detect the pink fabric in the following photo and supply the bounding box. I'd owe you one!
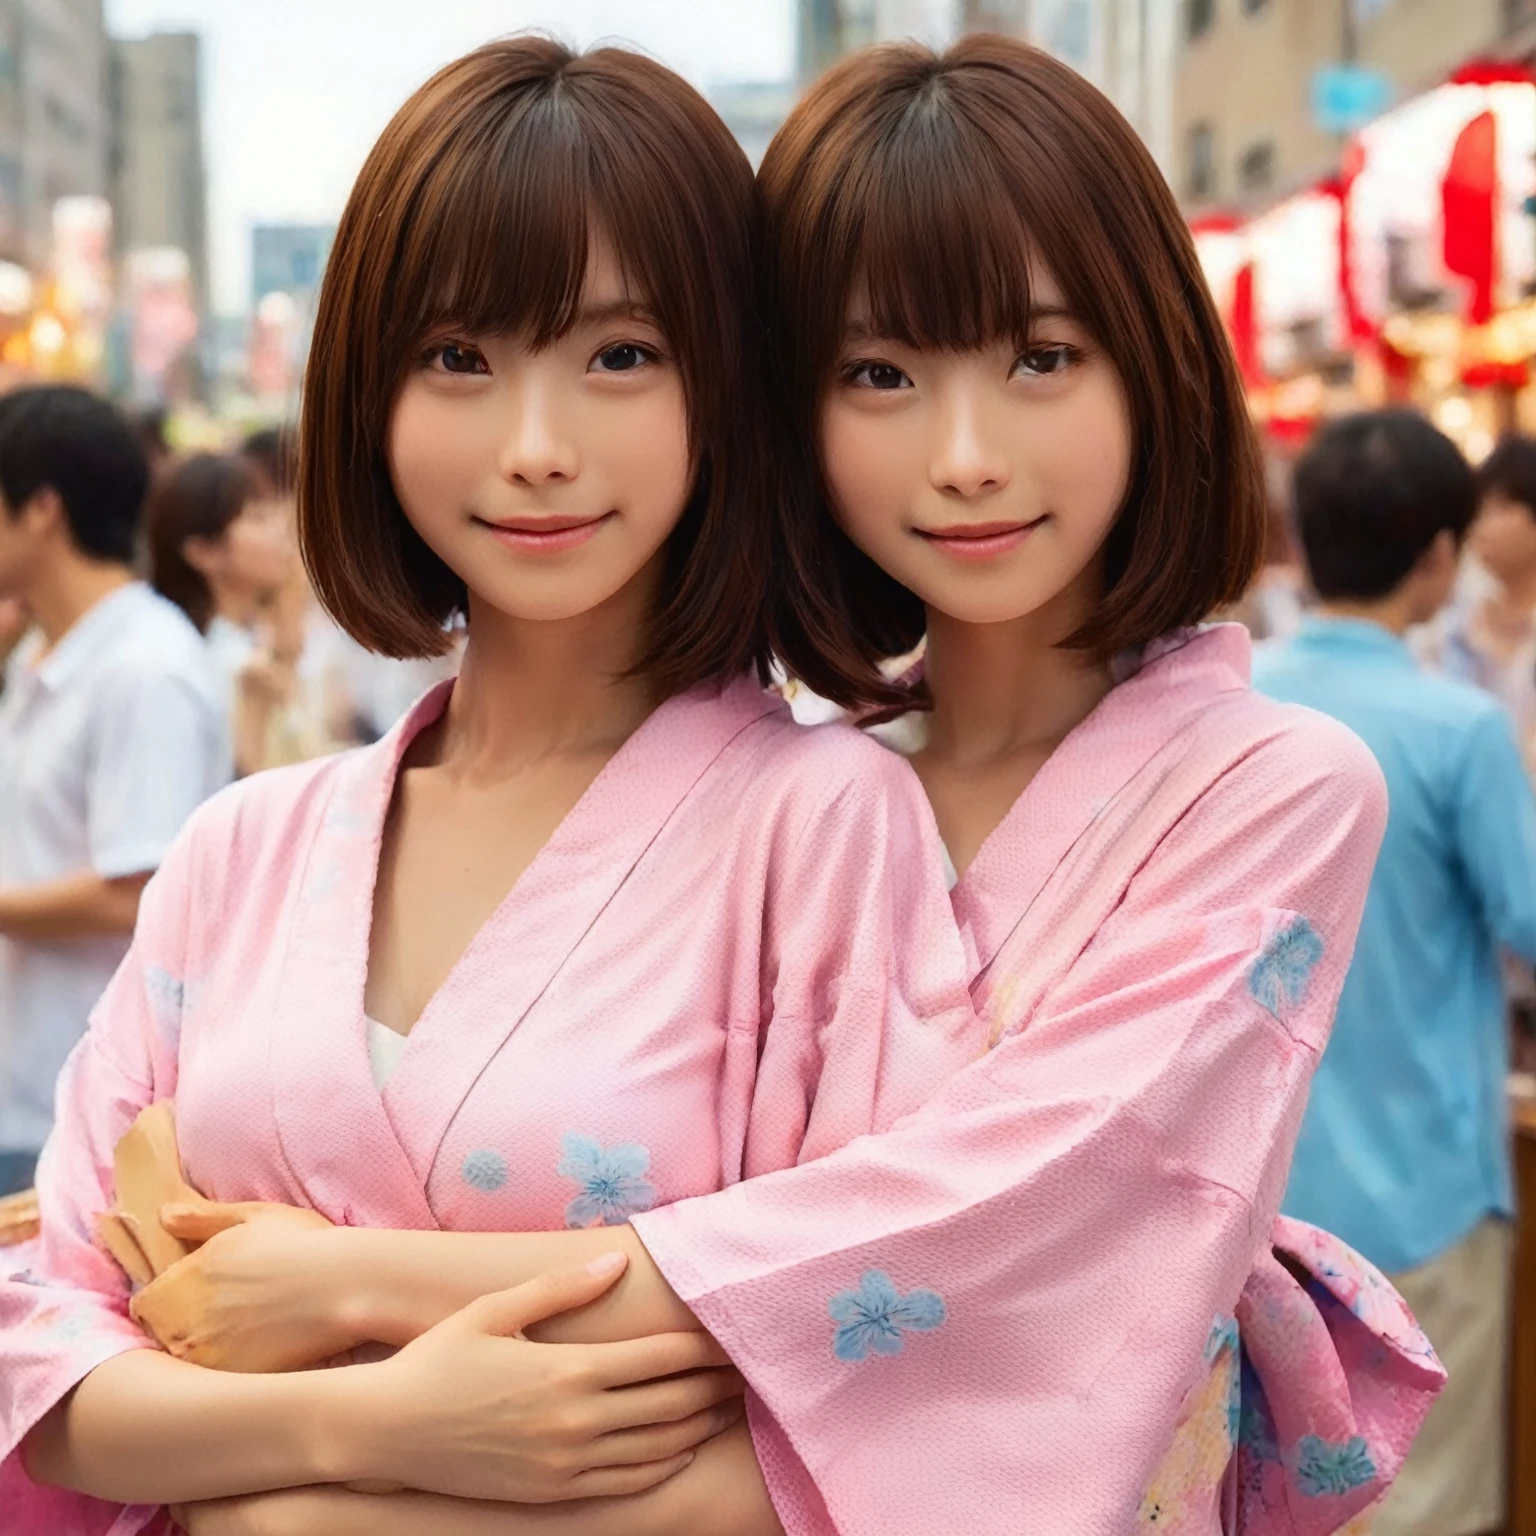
[1233,1218,1445,1533]
[635,626,1399,1536]
[0,675,981,1531]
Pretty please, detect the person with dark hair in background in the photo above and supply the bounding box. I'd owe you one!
[0,386,229,1198]
[1419,433,1536,771]
[1254,409,1536,1536]
[146,451,299,775]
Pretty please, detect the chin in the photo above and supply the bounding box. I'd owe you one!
[908,576,1067,629]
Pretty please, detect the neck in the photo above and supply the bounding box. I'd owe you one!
[1315,596,1416,637]
[1492,565,1536,615]
[434,562,665,777]
[211,580,264,630]
[922,599,1114,768]
[25,548,133,649]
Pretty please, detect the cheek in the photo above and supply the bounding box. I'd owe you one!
[820,404,910,546]
[387,387,478,521]
[1036,375,1132,534]
[613,392,691,522]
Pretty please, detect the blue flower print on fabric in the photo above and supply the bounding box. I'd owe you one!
[828,1270,947,1362]
[143,967,187,1046]
[1294,1435,1377,1498]
[1248,917,1325,1020]
[461,1149,509,1192]
[559,1134,658,1227]
[1204,1313,1239,1364]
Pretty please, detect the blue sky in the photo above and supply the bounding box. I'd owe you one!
[105,1,794,315]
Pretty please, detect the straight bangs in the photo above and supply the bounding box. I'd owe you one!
[763,36,1265,707]
[392,91,594,357]
[301,37,773,688]
[837,99,1038,357]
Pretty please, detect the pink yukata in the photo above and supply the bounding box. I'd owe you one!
[0,673,983,1535]
[633,626,1444,1536]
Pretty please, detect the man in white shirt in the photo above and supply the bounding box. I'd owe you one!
[0,386,230,1195]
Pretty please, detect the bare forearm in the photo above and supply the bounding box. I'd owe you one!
[336,1226,699,1348]
[0,871,146,941]
[207,1423,783,1536]
[22,1346,367,1504]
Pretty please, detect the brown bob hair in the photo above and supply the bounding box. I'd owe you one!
[299,37,772,691]
[147,452,264,634]
[765,36,1266,705]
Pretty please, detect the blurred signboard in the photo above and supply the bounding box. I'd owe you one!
[1313,66,1394,135]
[126,246,198,403]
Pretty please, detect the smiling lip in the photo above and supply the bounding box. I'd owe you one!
[916,517,1045,560]
[478,511,615,553]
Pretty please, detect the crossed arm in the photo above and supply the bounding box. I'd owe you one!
[26,1204,785,1536]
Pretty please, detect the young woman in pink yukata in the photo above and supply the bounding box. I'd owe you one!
[0,36,984,1536]
[3,35,1436,1536]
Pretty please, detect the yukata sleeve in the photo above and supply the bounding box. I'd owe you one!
[0,825,196,1535]
[631,719,1388,1536]
[737,744,983,1176]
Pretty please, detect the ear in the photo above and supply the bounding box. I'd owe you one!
[1422,527,1459,581]
[180,534,222,579]
[18,485,64,537]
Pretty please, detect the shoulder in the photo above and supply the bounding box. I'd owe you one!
[742,707,925,813]
[95,590,218,696]
[173,750,358,887]
[1197,687,1388,824]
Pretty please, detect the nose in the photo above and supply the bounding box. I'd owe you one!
[928,384,1010,500]
[496,379,579,487]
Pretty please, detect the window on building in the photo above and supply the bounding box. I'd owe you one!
[1238,140,1276,194]
[1188,122,1216,201]
[1187,0,1216,39]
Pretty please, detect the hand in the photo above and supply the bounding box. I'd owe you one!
[338,1253,744,1504]
[130,1200,344,1373]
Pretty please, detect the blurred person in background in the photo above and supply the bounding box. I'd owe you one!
[0,386,230,1198]
[145,451,299,777]
[1418,433,1536,771]
[245,424,462,745]
[1254,409,1536,1536]
[1221,450,1308,642]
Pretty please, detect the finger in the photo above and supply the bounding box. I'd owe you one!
[568,1450,696,1499]
[158,1200,256,1241]
[586,1398,745,1469]
[588,1328,734,1388]
[96,1213,155,1288]
[456,1253,630,1338]
[592,1366,745,1434]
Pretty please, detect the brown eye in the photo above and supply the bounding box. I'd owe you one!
[436,342,488,376]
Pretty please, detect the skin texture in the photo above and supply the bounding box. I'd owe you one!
[24,236,765,1527]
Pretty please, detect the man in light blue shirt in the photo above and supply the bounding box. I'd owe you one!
[1253,409,1536,1536]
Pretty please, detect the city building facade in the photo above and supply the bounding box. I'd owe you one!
[0,0,109,272]
[1176,0,1515,216]
[109,30,206,316]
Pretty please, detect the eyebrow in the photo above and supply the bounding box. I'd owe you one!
[841,304,1081,342]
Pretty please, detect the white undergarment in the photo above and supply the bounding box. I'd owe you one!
[366,1017,409,1091]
